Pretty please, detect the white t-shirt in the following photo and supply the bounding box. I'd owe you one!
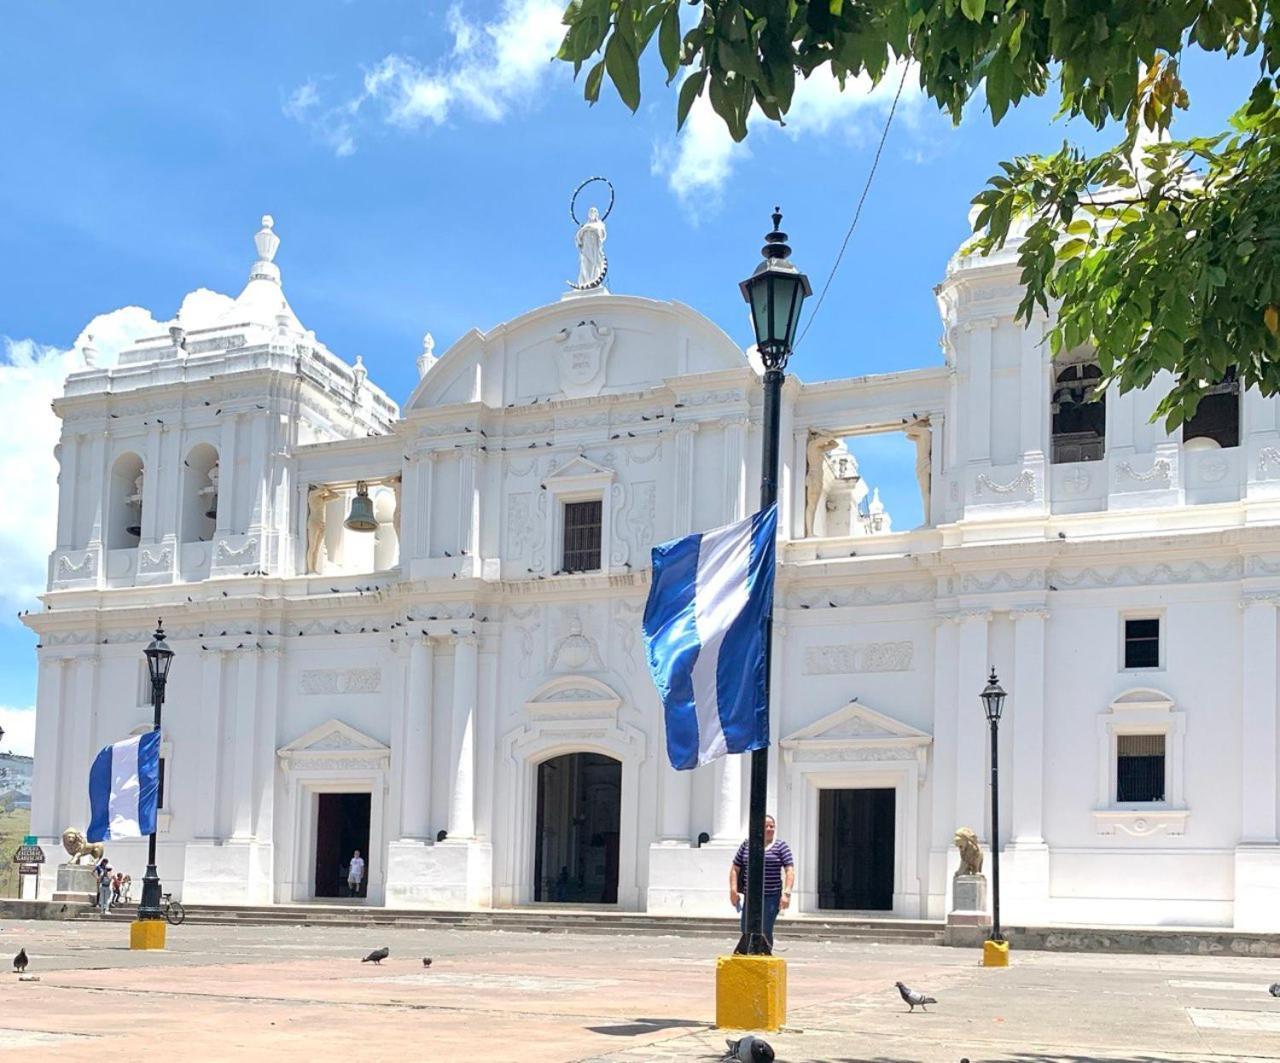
[348,856,365,882]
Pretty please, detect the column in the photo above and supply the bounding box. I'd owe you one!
[30,656,67,837]
[673,425,698,536]
[1011,608,1048,843]
[1241,597,1279,842]
[417,454,435,557]
[965,320,995,465]
[247,412,271,533]
[61,657,100,831]
[217,414,240,534]
[55,435,80,548]
[1018,319,1048,460]
[712,756,744,841]
[253,648,282,840]
[194,650,225,838]
[402,636,434,839]
[658,762,691,841]
[448,634,478,839]
[457,447,478,559]
[140,423,162,543]
[229,650,260,839]
[723,417,747,523]
[87,431,107,548]
[955,611,990,836]
[904,423,933,525]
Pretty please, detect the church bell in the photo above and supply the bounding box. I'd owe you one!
[343,481,378,532]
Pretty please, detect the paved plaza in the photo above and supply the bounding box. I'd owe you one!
[0,919,1278,1061]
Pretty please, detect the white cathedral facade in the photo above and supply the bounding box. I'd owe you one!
[25,210,1280,931]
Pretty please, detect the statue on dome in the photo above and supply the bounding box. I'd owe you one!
[568,177,613,291]
[417,333,437,379]
[574,207,607,288]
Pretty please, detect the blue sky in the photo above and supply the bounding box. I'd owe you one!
[0,3,1262,751]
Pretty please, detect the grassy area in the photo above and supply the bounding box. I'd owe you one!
[0,808,33,896]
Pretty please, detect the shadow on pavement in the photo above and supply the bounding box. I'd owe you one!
[584,1017,711,1037]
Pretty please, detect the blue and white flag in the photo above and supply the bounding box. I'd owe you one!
[86,731,160,842]
[642,503,777,770]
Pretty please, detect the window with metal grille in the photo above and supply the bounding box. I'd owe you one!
[562,499,602,573]
[1117,733,1166,802]
[1124,617,1160,669]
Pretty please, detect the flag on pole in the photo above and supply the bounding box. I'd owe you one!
[642,503,777,770]
[86,732,160,842]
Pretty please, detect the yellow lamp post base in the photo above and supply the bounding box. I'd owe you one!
[982,939,1010,967]
[715,954,787,1031]
[130,919,167,950]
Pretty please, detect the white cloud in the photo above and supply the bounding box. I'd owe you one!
[0,301,212,617]
[655,65,924,209]
[285,0,567,154]
[0,706,36,756]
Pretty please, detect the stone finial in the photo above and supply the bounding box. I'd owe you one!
[255,214,279,263]
[81,333,99,369]
[869,486,884,515]
[353,354,368,391]
[169,325,187,351]
[249,214,282,283]
[417,332,437,379]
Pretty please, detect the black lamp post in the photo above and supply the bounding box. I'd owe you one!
[734,210,811,956]
[980,667,1007,942]
[137,620,173,921]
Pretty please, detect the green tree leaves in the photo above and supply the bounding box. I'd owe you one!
[553,1,1280,427]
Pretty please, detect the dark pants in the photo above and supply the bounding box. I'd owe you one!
[738,892,782,944]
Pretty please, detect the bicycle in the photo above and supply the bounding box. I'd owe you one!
[161,892,186,926]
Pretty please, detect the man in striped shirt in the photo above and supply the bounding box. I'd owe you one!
[729,814,795,946]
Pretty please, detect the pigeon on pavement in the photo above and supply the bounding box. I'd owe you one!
[1270,982,1280,997]
[896,981,937,1011]
[362,947,389,965]
[422,957,433,968]
[13,948,27,974]
[723,1035,774,1062]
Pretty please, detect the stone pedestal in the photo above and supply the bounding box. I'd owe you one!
[944,873,992,947]
[52,863,97,903]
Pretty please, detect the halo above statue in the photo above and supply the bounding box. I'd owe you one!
[569,176,615,226]
[568,177,612,292]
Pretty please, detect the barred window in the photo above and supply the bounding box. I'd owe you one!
[1117,734,1165,802]
[1124,618,1160,669]
[562,500,602,573]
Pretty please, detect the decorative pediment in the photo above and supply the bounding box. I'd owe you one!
[524,675,622,720]
[1108,688,1176,713]
[781,700,932,776]
[277,719,390,772]
[545,454,614,487]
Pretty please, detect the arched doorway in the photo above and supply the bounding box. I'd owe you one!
[533,752,620,904]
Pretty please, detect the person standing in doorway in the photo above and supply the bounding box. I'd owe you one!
[728,814,795,947]
[347,849,365,898]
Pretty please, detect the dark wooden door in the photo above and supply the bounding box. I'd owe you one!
[818,787,895,910]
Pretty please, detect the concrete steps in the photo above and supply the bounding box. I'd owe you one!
[91,902,945,944]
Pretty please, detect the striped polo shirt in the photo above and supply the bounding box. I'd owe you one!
[733,840,795,896]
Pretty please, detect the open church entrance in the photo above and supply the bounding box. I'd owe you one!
[534,752,621,904]
[314,792,371,899]
[818,787,895,911]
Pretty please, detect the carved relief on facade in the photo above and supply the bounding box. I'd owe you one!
[507,492,534,558]
[803,641,914,675]
[1117,458,1173,488]
[548,612,604,673]
[299,667,382,695]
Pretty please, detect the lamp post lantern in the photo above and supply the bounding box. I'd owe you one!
[980,667,1007,943]
[137,620,173,922]
[734,210,810,956]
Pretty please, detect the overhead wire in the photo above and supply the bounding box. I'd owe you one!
[794,63,911,350]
